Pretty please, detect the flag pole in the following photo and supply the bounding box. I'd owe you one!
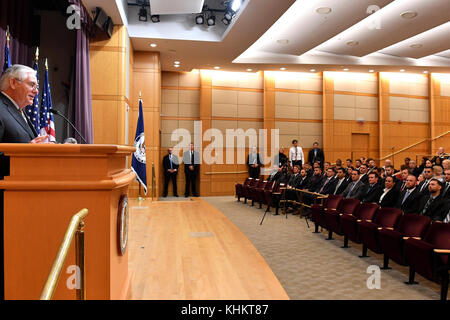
[6,25,10,46]
[35,47,39,62]
[138,91,143,202]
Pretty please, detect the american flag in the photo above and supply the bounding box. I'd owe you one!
[2,27,11,73]
[39,61,56,142]
[24,58,40,132]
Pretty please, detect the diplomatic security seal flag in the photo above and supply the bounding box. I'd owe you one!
[131,98,147,194]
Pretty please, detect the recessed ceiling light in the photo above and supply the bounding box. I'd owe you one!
[401,11,418,19]
[316,7,332,14]
[346,40,359,46]
[247,68,252,72]
[409,43,423,49]
[423,70,428,74]
[214,66,220,70]
[310,69,316,72]
[150,43,157,48]
[343,68,349,71]
[174,61,180,65]
[174,65,180,68]
[280,67,287,71]
[400,69,405,72]
[369,70,375,73]
[277,39,289,45]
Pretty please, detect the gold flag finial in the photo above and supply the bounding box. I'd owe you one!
[35,47,39,61]
[6,25,10,44]
[45,58,48,70]
[139,91,142,99]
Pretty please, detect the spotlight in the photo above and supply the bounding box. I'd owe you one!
[231,0,242,11]
[151,15,160,23]
[196,14,204,25]
[222,17,230,25]
[138,6,148,22]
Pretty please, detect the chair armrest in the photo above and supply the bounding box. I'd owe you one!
[272,192,281,195]
[403,236,421,240]
[378,227,394,230]
[433,249,450,254]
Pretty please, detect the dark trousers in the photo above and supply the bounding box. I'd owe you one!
[185,169,198,196]
[163,172,178,196]
[292,160,302,170]
[249,166,260,179]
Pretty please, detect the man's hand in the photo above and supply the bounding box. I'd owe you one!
[30,135,49,144]
[189,165,194,171]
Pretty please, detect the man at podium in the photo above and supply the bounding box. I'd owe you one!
[0,64,48,144]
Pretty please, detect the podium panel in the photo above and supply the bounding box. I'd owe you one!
[0,144,135,300]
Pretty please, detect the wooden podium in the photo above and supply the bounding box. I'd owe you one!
[0,144,136,300]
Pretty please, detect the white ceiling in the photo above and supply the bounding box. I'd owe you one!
[83,0,450,73]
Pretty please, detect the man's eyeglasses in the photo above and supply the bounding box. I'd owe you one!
[15,79,38,90]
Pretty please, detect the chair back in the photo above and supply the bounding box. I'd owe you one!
[325,194,343,210]
[423,222,450,248]
[374,207,403,228]
[337,198,360,215]
[243,178,252,187]
[354,202,380,221]
[397,214,431,238]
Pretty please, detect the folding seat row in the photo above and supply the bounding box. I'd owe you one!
[311,196,450,300]
[235,178,284,213]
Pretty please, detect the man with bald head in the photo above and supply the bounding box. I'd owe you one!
[396,174,422,214]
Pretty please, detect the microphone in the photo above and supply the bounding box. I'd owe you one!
[49,109,88,144]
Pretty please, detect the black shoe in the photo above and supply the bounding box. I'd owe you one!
[193,194,199,197]
[174,195,179,197]
[185,194,189,198]
[162,195,167,198]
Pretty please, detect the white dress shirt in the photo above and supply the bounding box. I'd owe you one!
[289,146,304,162]
[379,187,393,203]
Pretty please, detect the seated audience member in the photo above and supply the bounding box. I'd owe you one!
[278,165,290,184]
[322,162,331,178]
[308,166,324,193]
[335,159,343,170]
[355,159,362,170]
[443,159,450,171]
[377,167,386,180]
[442,169,450,199]
[342,169,367,200]
[396,174,422,214]
[417,174,424,185]
[434,156,444,169]
[378,176,400,208]
[432,147,446,165]
[382,159,393,170]
[359,163,369,184]
[417,157,428,175]
[285,165,302,211]
[397,168,410,192]
[304,162,314,178]
[418,167,434,196]
[362,172,383,203]
[418,178,450,221]
[298,168,310,190]
[384,165,397,181]
[408,160,420,177]
[345,166,354,184]
[345,159,353,169]
[367,158,377,173]
[433,165,443,180]
[317,167,337,195]
[333,167,349,195]
[268,164,282,182]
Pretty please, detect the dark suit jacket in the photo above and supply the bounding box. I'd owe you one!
[247,153,262,175]
[360,173,369,185]
[308,175,324,193]
[333,178,349,195]
[298,176,310,189]
[417,179,431,196]
[162,154,179,174]
[183,150,200,173]
[362,183,384,203]
[287,173,302,188]
[274,152,288,167]
[442,182,450,199]
[378,188,400,208]
[418,193,450,221]
[396,187,422,214]
[343,179,367,200]
[0,92,37,143]
[318,177,337,195]
[308,148,324,166]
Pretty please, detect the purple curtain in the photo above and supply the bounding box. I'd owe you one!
[68,0,95,144]
[0,0,33,67]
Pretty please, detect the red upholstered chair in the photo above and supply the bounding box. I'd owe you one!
[243,178,259,204]
[311,194,343,233]
[250,180,267,207]
[266,182,284,214]
[235,177,252,202]
[357,207,403,258]
[257,180,275,209]
[324,198,360,240]
[404,222,450,301]
[340,202,380,248]
[378,214,431,269]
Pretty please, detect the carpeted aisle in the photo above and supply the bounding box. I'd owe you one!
[203,196,442,300]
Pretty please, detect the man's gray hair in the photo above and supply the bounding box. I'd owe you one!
[0,64,37,91]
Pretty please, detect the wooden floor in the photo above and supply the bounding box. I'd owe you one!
[128,198,289,300]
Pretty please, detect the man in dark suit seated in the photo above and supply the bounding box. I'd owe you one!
[342,169,367,200]
[442,169,450,199]
[0,65,48,144]
[378,176,400,207]
[417,166,433,196]
[308,166,324,193]
[362,172,383,203]
[162,148,179,197]
[359,163,369,184]
[418,178,450,221]
[317,167,337,195]
[285,165,302,212]
[307,141,325,169]
[333,167,349,195]
[396,168,410,192]
[396,174,422,214]
[298,168,310,190]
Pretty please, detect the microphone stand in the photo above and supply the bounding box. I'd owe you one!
[50,109,88,144]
